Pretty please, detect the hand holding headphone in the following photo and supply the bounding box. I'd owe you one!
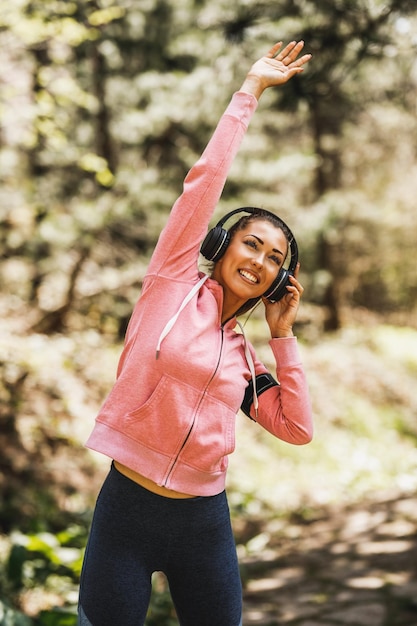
[200,207,298,303]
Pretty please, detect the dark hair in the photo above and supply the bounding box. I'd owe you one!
[227,210,292,245]
[226,211,291,317]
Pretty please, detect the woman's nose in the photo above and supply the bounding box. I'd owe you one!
[251,253,264,268]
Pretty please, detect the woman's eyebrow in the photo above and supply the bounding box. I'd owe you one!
[248,234,285,257]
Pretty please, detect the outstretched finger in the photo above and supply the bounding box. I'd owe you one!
[266,41,283,58]
[274,40,301,63]
[289,52,312,68]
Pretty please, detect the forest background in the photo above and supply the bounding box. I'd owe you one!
[1,0,417,624]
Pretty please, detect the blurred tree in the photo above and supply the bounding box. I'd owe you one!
[210,0,417,328]
[0,0,416,333]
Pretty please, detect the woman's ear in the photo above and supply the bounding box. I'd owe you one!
[212,256,224,276]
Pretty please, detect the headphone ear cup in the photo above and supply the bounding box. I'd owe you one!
[263,269,292,303]
[200,226,230,262]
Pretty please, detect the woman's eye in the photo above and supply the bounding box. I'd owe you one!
[244,239,257,249]
[270,255,281,266]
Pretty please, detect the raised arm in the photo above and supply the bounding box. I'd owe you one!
[147,41,311,281]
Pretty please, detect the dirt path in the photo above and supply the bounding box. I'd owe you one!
[241,493,417,626]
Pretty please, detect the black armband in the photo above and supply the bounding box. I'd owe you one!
[240,372,279,420]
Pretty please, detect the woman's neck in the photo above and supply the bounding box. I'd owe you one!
[220,295,243,325]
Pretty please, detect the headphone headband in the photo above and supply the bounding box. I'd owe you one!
[216,206,283,227]
[209,206,297,265]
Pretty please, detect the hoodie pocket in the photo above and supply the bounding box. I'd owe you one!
[179,394,236,473]
[123,375,202,457]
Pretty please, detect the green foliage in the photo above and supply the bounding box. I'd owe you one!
[295,189,417,314]
[145,575,177,626]
[1,0,417,337]
[0,527,176,626]
[6,530,83,590]
[0,600,32,626]
[36,609,77,626]
[0,528,83,626]
[3,0,416,455]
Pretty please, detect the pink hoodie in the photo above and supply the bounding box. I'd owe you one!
[85,91,313,496]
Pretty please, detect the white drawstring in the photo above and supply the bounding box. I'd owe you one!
[155,275,258,419]
[236,320,259,419]
[155,274,209,359]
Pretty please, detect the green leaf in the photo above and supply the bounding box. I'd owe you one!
[36,608,77,626]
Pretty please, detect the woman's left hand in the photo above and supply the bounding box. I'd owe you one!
[263,263,304,338]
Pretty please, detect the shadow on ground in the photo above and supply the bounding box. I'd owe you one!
[240,493,417,626]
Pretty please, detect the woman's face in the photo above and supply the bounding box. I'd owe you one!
[212,219,288,311]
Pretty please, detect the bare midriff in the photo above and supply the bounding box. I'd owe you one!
[114,461,196,499]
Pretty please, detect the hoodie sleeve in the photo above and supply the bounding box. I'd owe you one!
[146,92,258,281]
[243,337,313,445]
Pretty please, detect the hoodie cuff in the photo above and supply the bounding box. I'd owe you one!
[224,91,258,127]
[269,336,302,369]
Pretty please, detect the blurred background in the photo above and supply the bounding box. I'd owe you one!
[1,1,416,624]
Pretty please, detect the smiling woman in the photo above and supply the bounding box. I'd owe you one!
[78,40,313,626]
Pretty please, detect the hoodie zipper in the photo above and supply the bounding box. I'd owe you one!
[163,326,224,487]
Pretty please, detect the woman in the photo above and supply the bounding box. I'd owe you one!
[78,40,313,626]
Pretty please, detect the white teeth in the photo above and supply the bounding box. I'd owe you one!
[239,270,258,283]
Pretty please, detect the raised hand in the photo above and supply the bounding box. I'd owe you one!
[240,40,312,99]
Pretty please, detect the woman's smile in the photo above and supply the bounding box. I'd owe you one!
[239,268,259,284]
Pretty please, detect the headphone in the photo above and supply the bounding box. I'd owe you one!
[200,207,298,303]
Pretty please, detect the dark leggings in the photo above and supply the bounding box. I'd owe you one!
[78,463,242,625]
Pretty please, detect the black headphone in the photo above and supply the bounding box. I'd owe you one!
[200,207,298,303]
